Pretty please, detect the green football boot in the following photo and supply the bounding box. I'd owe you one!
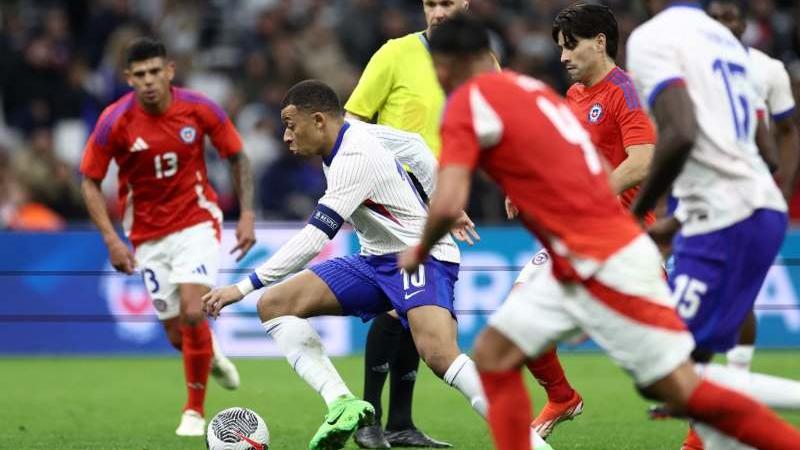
[309,396,376,450]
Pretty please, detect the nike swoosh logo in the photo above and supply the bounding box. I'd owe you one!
[404,290,424,300]
[327,408,345,425]
[234,431,265,450]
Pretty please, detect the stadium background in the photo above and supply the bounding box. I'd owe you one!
[0,1,799,354]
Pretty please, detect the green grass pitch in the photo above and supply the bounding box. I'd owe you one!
[1,351,798,449]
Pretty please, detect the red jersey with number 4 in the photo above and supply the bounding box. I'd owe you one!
[80,87,242,247]
[566,67,656,224]
[439,71,642,280]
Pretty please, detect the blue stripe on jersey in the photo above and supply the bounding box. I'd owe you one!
[249,272,265,289]
[772,106,796,122]
[96,95,135,146]
[308,203,345,239]
[666,1,702,10]
[323,122,351,166]
[648,77,685,108]
[175,88,229,123]
[609,70,641,110]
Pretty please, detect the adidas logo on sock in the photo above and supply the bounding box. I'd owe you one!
[192,265,208,275]
[187,382,205,390]
[129,137,149,152]
[401,370,417,381]
[371,363,390,373]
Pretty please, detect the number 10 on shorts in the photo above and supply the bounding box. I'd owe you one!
[401,266,426,290]
[672,274,708,319]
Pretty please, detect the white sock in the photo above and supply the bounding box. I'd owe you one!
[698,363,800,410]
[530,428,550,449]
[695,423,755,450]
[726,345,755,371]
[210,329,223,363]
[263,316,352,407]
[443,353,487,418]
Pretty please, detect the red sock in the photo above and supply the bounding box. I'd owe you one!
[479,369,532,450]
[687,379,800,450]
[181,321,212,416]
[526,348,575,402]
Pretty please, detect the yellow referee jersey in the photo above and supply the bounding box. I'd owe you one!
[345,32,445,156]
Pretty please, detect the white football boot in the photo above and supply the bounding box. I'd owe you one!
[210,331,240,390]
[175,409,205,436]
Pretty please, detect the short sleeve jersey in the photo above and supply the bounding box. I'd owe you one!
[748,47,796,122]
[566,67,657,223]
[80,87,243,246]
[626,4,785,236]
[344,32,445,156]
[439,70,642,280]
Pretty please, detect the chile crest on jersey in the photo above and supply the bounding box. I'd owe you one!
[588,103,604,124]
[180,126,197,144]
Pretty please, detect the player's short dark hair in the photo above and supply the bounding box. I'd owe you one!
[706,0,748,17]
[428,12,490,56]
[281,80,343,116]
[552,3,619,59]
[126,37,167,66]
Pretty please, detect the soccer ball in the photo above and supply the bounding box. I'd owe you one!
[206,407,270,450]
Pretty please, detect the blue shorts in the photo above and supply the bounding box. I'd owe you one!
[670,209,786,353]
[310,254,459,328]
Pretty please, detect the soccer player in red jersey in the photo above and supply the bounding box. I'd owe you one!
[507,4,659,439]
[80,38,256,436]
[400,13,800,450]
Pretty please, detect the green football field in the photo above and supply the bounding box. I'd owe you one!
[1,351,798,450]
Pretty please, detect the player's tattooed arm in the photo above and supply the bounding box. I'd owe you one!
[631,86,697,219]
[227,152,256,262]
[81,176,136,274]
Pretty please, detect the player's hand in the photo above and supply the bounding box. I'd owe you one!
[231,210,256,262]
[398,246,424,273]
[504,196,519,219]
[107,238,136,274]
[451,211,480,245]
[202,285,244,319]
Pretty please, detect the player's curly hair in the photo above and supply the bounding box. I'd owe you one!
[552,3,619,59]
[281,80,343,116]
[125,37,167,66]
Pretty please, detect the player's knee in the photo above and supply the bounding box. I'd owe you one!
[180,308,205,325]
[256,290,295,322]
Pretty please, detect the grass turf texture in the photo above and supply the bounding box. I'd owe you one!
[1,351,798,449]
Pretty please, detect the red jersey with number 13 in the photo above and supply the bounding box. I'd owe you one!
[439,71,642,280]
[80,87,242,247]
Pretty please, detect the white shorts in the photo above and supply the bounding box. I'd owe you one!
[135,221,221,320]
[514,249,551,285]
[491,235,694,387]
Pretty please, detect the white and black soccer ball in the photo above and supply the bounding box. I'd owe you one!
[206,407,270,450]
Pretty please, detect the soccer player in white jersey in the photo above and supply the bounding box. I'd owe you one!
[706,0,800,376]
[627,1,800,449]
[200,80,497,450]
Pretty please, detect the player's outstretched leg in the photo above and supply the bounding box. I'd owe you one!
[644,361,800,450]
[210,330,240,390]
[175,284,214,437]
[259,270,374,450]
[526,347,583,439]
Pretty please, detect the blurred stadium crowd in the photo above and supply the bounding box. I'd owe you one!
[1,0,799,230]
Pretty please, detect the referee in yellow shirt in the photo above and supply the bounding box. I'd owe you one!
[345,1,468,448]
